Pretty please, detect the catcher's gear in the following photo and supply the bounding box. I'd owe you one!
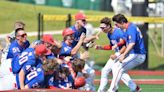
[74,76,86,88]
[62,28,74,36]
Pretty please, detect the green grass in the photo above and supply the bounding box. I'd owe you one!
[1,1,164,70]
[95,84,164,92]
[95,75,164,79]
[0,1,111,34]
[119,84,164,92]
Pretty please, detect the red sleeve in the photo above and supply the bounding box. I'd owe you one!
[117,39,126,47]
[103,45,112,50]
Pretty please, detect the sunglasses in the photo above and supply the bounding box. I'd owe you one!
[18,33,27,38]
[100,27,106,30]
[82,19,86,23]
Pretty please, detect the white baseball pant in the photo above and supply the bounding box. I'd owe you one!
[0,73,16,91]
[107,54,146,92]
[98,57,137,92]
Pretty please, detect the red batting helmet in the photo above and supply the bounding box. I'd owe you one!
[75,12,86,20]
[35,44,51,56]
[74,76,86,88]
[42,34,56,45]
[62,28,74,37]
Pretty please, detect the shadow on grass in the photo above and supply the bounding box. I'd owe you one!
[149,64,164,70]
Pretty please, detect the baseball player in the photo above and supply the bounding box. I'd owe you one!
[97,17,138,92]
[70,12,98,49]
[70,12,97,91]
[59,28,85,59]
[0,28,30,90]
[69,58,94,91]
[7,21,25,43]
[48,64,74,89]
[7,28,30,59]
[16,44,51,89]
[107,14,146,92]
[41,34,58,60]
[0,21,25,66]
[12,44,50,74]
[41,34,56,49]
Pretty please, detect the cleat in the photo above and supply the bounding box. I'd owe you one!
[135,85,142,92]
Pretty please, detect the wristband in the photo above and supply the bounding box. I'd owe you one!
[103,45,112,50]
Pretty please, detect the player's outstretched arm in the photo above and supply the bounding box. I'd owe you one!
[95,45,112,50]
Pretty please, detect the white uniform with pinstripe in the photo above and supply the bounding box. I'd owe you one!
[107,23,146,92]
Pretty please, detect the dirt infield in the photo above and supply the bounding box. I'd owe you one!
[2,88,91,92]
[95,70,164,85]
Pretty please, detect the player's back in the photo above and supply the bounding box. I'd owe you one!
[126,23,146,54]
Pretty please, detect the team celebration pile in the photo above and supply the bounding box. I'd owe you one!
[0,12,146,92]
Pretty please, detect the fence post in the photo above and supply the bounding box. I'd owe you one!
[66,13,72,27]
[132,0,149,69]
[38,13,41,40]
[162,1,164,57]
[41,13,44,38]
[38,13,44,40]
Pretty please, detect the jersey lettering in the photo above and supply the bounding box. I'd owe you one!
[12,47,20,53]
[137,27,143,38]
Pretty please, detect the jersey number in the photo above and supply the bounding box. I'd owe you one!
[19,52,28,65]
[27,71,38,81]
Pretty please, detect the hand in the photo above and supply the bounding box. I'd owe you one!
[112,44,117,50]
[110,54,117,60]
[83,73,89,78]
[64,56,72,61]
[86,41,95,48]
[56,58,63,64]
[55,40,62,48]
[119,54,125,63]
[95,45,102,50]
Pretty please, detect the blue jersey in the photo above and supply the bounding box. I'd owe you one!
[125,23,146,54]
[43,74,55,88]
[48,74,74,88]
[70,26,86,47]
[7,40,30,59]
[107,28,126,52]
[16,64,44,89]
[59,41,73,57]
[12,48,41,74]
[46,53,55,59]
